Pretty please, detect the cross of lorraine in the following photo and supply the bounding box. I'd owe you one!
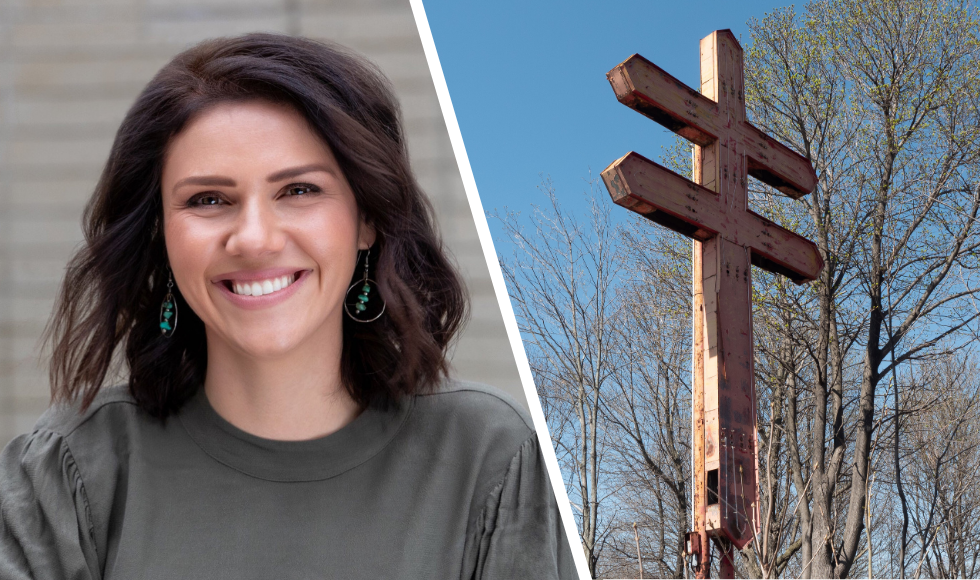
[600,29,824,561]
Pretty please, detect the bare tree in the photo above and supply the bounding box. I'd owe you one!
[746,0,980,576]
[599,222,693,579]
[894,355,980,578]
[494,178,622,576]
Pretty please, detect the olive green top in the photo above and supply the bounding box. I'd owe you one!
[0,381,577,579]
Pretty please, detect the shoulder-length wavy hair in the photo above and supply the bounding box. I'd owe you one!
[43,33,467,418]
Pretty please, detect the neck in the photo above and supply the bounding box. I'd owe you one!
[201,322,361,441]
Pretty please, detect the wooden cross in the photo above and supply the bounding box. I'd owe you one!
[600,30,823,575]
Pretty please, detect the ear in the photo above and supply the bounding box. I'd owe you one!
[357,217,377,250]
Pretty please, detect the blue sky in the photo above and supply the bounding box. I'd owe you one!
[423,0,801,247]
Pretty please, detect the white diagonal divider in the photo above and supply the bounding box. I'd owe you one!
[409,2,591,578]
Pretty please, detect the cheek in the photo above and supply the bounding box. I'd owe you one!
[298,207,362,276]
[163,217,219,295]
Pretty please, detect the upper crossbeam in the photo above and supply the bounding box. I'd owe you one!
[606,53,817,199]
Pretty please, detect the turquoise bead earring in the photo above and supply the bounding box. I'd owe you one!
[160,269,178,337]
[344,250,385,323]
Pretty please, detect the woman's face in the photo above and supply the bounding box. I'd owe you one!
[161,100,375,359]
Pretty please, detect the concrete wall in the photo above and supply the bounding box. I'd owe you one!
[0,0,523,447]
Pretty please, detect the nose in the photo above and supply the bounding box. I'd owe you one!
[225,197,287,258]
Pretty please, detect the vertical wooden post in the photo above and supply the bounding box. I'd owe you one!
[690,31,761,577]
[633,522,644,579]
[692,242,709,578]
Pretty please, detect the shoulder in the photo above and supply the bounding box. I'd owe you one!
[413,379,534,436]
[2,384,138,478]
[15,384,148,492]
[2,384,143,489]
[0,392,119,579]
[402,380,537,500]
[32,384,141,439]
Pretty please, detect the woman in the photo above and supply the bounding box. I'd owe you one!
[0,34,575,579]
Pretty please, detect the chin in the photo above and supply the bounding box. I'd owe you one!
[242,334,306,358]
[213,322,307,359]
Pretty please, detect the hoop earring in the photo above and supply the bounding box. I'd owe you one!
[344,250,385,323]
[160,269,178,337]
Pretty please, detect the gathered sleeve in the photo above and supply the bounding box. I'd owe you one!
[0,429,100,580]
[463,435,580,580]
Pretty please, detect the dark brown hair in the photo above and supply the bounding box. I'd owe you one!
[43,33,467,418]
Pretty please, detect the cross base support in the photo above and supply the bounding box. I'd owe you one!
[685,531,737,579]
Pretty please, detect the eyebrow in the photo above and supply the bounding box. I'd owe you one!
[172,175,236,191]
[171,164,334,193]
[266,164,333,183]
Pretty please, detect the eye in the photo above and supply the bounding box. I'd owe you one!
[284,183,322,197]
[187,193,225,208]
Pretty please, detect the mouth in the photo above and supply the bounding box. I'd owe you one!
[221,270,307,297]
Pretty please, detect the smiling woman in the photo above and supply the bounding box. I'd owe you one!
[161,100,374,439]
[0,34,576,579]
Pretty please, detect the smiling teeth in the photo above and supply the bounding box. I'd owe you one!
[232,274,296,297]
